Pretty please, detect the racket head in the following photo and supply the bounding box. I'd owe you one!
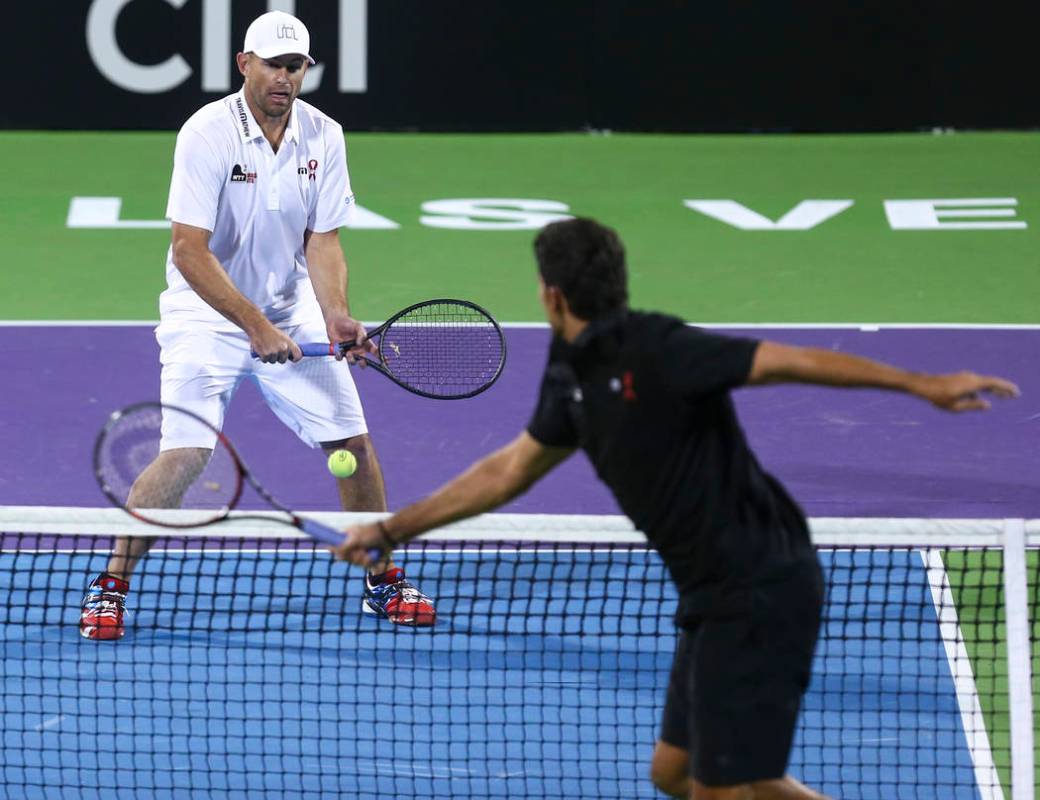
[93,401,245,527]
[370,298,506,400]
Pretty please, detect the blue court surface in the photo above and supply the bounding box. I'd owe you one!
[1,546,991,799]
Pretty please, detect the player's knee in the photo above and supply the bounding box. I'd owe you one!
[158,447,211,480]
[689,781,753,800]
[347,433,375,453]
[323,434,374,458]
[650,765,687,798]
[344,434,380,469]
[650,742,689,798]
[749,777,830,800]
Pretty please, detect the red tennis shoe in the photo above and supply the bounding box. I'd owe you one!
[80,573,129,640]
[362,567,436,626]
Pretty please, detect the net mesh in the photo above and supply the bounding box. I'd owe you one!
[1,508,1036,800]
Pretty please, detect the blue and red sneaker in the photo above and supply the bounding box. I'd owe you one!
[362,567,436,626]
[80,573,129,640]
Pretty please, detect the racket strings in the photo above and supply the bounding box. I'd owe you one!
[95,405,239,525]
[379,301,505,397]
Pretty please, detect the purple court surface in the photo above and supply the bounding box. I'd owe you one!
[1,325,1036,519]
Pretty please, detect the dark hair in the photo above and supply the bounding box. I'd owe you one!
[534,217,628,320]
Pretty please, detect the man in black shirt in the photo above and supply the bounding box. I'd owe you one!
[334,218,1019,800]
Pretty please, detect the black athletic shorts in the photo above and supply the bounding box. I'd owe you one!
[659,556,824,787]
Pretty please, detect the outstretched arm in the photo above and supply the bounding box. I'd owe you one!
[333,432,573,567]
[747,341,1020,411]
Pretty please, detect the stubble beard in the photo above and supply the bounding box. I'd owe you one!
[250,83,294,122]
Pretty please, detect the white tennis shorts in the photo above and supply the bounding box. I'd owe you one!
[156,319,368,451]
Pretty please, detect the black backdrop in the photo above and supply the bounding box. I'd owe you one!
[10,1,1038,131]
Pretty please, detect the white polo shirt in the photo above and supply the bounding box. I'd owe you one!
[161,90,357,330]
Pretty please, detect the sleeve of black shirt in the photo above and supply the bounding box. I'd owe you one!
[526,356,580,449]
[659,321,760,400]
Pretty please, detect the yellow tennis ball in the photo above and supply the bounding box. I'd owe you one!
[327,449,357,478]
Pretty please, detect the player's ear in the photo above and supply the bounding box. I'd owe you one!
[551,286,576,319]
[543,285,566,315]
[236,52,250,77]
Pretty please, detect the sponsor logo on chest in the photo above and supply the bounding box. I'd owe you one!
[230,164,257,184]
[609,371,638,402]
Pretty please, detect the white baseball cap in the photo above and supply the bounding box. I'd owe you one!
[243,11,315,64]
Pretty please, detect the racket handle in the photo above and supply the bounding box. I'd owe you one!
[299,341,359,358]
[297,518,387,563]
[299,343,337,358]
[248,342,359,360]
[299,517,345,545]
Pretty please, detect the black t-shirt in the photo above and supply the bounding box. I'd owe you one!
[527,310,816,624]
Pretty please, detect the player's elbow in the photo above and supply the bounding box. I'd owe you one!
[170,225,212,274]
[170,238,204,274]
[483,449,538,506]
[485,460,529,506]
[470,433,562,510]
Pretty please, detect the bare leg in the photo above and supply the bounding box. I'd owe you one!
[749,777,830,799]
[323,434,386,513]
[650,738,828,800]
[688,776,830,800]
[321,434,393,571]
[690,783,752,800]
[651,740,691,798]
[106,448,212,580]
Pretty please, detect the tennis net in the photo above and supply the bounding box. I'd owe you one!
[1,507,1036,800]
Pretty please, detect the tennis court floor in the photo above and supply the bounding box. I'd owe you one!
[1,545,997,799]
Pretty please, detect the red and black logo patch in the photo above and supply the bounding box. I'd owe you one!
[230,164,256,184]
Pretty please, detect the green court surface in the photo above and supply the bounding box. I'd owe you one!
[0,131,1037,322]
[943,549,1040,791]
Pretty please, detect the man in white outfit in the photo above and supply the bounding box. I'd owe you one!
[80,11,435,639]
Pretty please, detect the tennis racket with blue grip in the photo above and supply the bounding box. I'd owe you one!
[254,298,507,400]
[93,401,381,556]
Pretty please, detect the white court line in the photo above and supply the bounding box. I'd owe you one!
[1001,519,1035,800]
[0,320,1039,330]
[355,761,492,779]
[691,323,1040,330]
[921,549,1005,800]
[0,320,160,326]
[33,715,66,732]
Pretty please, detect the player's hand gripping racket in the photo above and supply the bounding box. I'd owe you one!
[256,298,507,400]
[93,401,383,558]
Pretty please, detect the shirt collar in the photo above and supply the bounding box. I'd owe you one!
[231,91,264,143]
[283,108,300,145]
[560,308,628,361]
[232,90,300,146]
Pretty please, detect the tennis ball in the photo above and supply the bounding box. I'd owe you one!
[327,449,358,478]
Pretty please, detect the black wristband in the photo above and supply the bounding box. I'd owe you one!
[376,520,396,549]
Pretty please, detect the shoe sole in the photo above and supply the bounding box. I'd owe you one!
[80,624,125,640]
